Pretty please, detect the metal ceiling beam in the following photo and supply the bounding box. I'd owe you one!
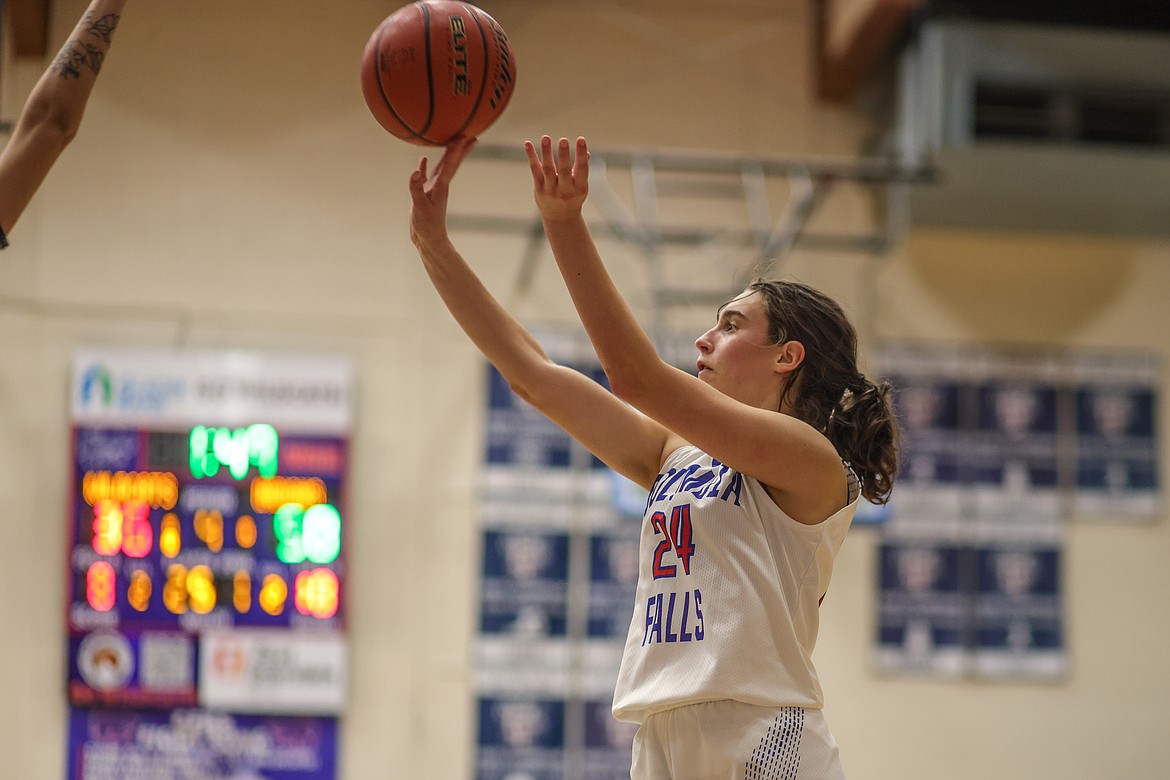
[450,141,932,310]
[467,139,929,183]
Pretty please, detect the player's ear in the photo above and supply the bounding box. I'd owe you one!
[774,341,805,375]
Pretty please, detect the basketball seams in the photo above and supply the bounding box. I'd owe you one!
[418,2,438,142]
[370,10,429,144]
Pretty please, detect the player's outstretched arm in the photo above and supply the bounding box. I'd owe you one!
[525,135,662,399]
[529,135,844,505]
[0,0,128,242]
[408,137,674,489]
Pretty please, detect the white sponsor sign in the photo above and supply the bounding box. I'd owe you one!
[199,629,347,715]
[71,347,354,432]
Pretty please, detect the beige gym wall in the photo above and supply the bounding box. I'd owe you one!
[1,2,1167,778]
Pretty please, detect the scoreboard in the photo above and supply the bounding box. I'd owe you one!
[66,348,353,721]
[71,426,345,629]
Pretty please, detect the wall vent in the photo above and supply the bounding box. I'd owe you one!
[897,20,1170,236]
[974,82,1170,148]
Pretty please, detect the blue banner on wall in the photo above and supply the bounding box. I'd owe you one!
[875,345,1160,682]
[67,708,338,779]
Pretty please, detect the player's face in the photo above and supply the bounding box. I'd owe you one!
[694,291,784,407]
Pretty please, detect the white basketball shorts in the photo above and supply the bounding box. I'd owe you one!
[630,700,846,780]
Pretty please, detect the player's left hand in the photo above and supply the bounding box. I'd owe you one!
[526,135,589,223]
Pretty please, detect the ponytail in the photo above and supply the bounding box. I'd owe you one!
[824,375,900,504]
[746,279,900,504]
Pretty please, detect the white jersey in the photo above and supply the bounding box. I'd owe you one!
[612,445,859,724]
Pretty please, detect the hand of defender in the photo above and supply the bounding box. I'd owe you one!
[525,135,590,223]
[408,135,476,250]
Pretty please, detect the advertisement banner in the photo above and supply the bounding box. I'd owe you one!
[72,347,354,433]
[67,708,338,780]
[199,630,347,715]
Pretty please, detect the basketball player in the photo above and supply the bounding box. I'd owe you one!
[0,0,128,250]
[408,136,899,779]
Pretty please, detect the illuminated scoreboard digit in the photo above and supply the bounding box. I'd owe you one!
[67,348,353,715]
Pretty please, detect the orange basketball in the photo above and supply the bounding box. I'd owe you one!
[360,1,517,146]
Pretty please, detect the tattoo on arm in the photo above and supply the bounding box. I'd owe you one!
[51,9,119,80]
[53,42,106,80]
[84,13,121,44]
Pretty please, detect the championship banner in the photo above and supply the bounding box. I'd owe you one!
[880,345,967,524]
[1073,353,1160,516]
[873,520,970,677]
[970,521,1066,679]
[967,351,1062,523]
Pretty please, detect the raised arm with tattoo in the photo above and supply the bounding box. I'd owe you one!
[0,0,128,248]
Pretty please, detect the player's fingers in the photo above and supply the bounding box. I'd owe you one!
[574,137,590,185]
[556,137,573,179]
[540,135,556,180]
[409,157,429,192]
[453,135,476,164]
[524,140,545,184]
[431,137,466,184]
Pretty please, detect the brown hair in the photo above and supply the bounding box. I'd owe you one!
[747,279,899,504]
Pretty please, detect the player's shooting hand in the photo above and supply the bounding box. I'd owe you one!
[408,135,476,250]
[526,135,589,224]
